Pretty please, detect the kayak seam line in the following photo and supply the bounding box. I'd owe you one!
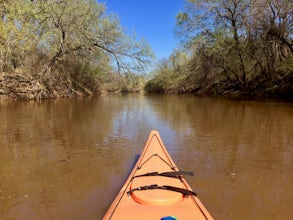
[108,175,134,219]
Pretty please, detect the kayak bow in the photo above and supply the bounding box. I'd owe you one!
[103,130,213,220]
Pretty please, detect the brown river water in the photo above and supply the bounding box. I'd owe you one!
[0,94,292,220]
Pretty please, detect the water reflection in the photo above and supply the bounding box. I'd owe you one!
[0,95,292,220]
[146,96,293,220]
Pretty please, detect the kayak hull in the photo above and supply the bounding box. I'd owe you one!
[103,130,213,220]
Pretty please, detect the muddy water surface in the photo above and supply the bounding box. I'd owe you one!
[0,95,292,219]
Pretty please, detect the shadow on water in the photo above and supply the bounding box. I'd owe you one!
[129,154,141,175]
[101,153,141,217]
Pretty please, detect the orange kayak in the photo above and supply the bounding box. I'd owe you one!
[103,130,214,220]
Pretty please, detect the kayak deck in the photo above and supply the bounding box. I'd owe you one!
[103,130,213,220]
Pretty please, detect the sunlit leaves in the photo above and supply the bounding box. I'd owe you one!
[0,0,153,75]
[149,0,292,94]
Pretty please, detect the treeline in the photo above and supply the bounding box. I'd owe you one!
[0,0,152,99]
[145,0,293,98]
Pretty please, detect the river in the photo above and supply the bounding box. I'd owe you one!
[0,94,292,220]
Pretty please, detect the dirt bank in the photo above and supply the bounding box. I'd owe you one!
[0,72,91,100]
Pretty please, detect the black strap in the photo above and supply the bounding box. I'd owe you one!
[133,171,194,179]
[161,171,194,178]
[161,185,197,196]
[127,184,197,196]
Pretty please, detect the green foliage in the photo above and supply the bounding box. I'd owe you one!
[0,0,153,98]
[145,50,189,93]
[0,0,38,70]
[148,0,293,96]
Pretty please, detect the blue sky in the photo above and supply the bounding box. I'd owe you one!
[102,0,185,60]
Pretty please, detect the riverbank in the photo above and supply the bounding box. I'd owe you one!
[1,69,292,101]
[0,71,144,100]
[195,75,292,100]
[144,72,293,101]
[0,72,85,100]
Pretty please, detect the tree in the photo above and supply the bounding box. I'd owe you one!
[0,0,39,71]
[247,0,293,80]
[0,0,153,75]
[145,49,189,93]
[176,0,251,88]
[1,0,154,98]
[33,0,153,75]
[175,0,292,93]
